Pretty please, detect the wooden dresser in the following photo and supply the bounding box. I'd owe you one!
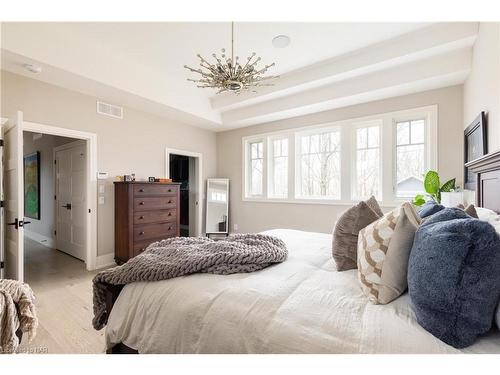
[114,181,181,264]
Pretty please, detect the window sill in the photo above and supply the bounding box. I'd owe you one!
[242,197,401,208]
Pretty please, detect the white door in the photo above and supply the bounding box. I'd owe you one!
[55,141,86,261]
[3,111,24,281]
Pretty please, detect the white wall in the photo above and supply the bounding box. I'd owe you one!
[463,22,500,152]
[22,132,75,244]
[2,71,217,257]
[216,85,464,234]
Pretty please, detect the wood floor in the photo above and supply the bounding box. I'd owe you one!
[17,238,107,354]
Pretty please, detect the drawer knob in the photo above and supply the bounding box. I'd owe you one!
[139,201,145,205]
[168,189,172,192]
[139,188,144,192]
[168,227,172,231]
[168,212,172,216]
[139,231,145,235]
[139,216,144,220]
[168,200,172,204]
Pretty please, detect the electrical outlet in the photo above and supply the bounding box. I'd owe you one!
[233,224,238,231]
[98,184,105,194]
[98,196,105,205]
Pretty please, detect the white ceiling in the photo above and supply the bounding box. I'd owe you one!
[1,22,477,131]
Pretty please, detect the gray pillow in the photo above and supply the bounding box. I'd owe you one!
[408,207,500,348]
[332,196,382,271]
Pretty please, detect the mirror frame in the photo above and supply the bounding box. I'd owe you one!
[205,178,229,235]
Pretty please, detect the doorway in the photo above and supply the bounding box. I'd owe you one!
[22,132,87,273]
[165,148,203,237]
[1,112,98,282]
[169,154,194,237]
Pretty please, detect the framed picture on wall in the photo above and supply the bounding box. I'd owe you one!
[24,151,41,220]
[464,111,487,190]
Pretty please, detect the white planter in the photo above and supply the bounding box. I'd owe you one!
[441,191,464,207]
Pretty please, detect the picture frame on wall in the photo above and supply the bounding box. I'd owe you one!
[24,151,41,220]
[464,111,487,190]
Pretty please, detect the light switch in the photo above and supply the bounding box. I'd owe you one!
[98,196,105,205]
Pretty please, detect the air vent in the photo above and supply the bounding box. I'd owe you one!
[96,101,123,119]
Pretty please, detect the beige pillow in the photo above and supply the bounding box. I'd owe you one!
[357,202,421,304]
[332,196,383,271]
[457,203,479,218]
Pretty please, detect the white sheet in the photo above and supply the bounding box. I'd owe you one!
[105,229,500,353]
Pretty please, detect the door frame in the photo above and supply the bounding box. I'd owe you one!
[23,121,98,271]
[53,139,87,261]
[165,148,203,237]
[0,117,6,278]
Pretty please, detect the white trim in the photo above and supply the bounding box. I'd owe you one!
[22,120,98,271]
[24,230,55,249]
[0,117,8,125]
[165,147,203,237]
[241,105,438,206]
[95,253,116,269]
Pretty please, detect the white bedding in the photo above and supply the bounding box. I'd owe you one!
[105,229,500,353]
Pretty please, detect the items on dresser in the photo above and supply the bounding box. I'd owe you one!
[114,181,181,264]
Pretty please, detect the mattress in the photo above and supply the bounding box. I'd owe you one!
[105,229,500,353]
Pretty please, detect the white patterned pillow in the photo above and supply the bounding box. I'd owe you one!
[357,202,421,304]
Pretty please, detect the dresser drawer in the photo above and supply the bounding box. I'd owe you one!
[133,241,153,256]
[134,222,177,242]
[133,209,176,225]
[134,196,177,211]
[133,184,178,196]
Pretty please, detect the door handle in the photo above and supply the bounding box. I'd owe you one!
[7,218,29,229]
[7,218,19,229]
[62,203,72,210]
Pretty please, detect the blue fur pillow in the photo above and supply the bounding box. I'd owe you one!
[408,208,500,348]
[418,200,444,218]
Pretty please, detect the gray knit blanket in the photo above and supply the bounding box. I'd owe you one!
[92,234,287,330]
[0,279,38,354]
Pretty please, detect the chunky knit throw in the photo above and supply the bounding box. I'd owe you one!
[92,234,287,330]
[0,279,38,354]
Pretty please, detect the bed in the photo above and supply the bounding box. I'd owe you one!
[104,150,500,354]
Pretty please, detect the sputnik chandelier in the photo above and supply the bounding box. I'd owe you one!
[184,22,278,94]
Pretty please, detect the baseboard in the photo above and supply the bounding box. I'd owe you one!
[96,253,116,269]
[24,230,55,248]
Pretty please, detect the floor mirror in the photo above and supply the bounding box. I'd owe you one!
[205,178,229,237]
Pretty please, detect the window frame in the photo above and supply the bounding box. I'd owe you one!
[267,135,290,199]
[244,138,266,198]
[392,108,437,201]
[242,105,437,207]
[294,125,342,201]
[350,120,383,201]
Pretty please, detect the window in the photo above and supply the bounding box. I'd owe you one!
[242,106,436,204]
[268,138,288,198]
[248,141,264,196]
[395,119,426,197]
[296,129,340,199]
[210,191,227,202]
[353,125,380,200]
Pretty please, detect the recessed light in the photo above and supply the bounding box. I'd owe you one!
[272,35,290,48]
[23,63,42,74]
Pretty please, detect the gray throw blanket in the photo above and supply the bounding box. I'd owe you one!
[0,279,38,354]
[92,234,287,330]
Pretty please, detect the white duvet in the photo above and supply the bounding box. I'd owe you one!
[106,229,500,353]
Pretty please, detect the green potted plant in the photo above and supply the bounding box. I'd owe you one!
[412,171,456,206]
